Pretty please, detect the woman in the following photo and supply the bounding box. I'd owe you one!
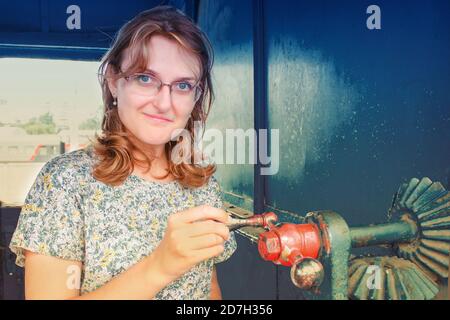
[9,5,237,300]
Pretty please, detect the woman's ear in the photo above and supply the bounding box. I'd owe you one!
[106,66,119,97]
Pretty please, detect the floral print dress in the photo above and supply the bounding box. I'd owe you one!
[9,145,237,299]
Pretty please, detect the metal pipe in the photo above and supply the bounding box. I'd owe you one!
[350,220,418,248]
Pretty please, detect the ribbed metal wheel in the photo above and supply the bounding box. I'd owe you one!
[389,177,450,279]
[348,256,439,300]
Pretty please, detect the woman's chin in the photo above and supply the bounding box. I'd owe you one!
[136,135,171,147]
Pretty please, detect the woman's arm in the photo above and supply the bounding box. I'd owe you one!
[24,249,172,300]
[23,204,230,300]
[210,266,223,300]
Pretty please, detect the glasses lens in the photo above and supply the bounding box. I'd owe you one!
[171,82,201,105]
[126,74,202,105]
[128,74,160,96]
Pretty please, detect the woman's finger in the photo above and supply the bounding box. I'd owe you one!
[185,234,226,250]
[177,205,230,224]
[191,244,225,263]
[185,220,230,240]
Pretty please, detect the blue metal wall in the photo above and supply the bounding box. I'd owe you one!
[197,0,256,212]
[264,0,450,228]
[200,0,450,299]
[197,0,279,299]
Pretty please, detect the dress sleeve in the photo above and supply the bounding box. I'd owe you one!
[207,175,237,264]
[9,157,85,267]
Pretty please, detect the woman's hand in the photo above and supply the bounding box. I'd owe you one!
[150,204,230,282]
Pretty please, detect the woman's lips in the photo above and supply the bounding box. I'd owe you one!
[143,113,173,123]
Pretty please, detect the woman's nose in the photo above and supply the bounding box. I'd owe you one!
[153,84,172,112]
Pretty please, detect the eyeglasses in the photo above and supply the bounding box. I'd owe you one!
[121,72,202,105]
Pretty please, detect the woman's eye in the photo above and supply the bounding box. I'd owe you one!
[137,74,153,84]
[175,82,193,91]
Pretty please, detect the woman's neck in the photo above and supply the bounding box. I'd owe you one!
[126,130,173,182]
[132,149,174,182]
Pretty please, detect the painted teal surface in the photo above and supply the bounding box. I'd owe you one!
[197,0,255,209]
[265,0,450,227]
[200,0,450,299]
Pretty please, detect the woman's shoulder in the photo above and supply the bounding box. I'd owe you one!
[189,174,221,193]
[190,174,223,206]
[38,144,96,186]
[206,174,221,192]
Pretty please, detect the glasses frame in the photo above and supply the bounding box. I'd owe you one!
[119,71,203,104]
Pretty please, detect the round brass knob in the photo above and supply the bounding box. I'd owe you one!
[290,258,324,290]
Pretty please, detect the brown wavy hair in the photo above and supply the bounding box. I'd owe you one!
[92,6,216,188]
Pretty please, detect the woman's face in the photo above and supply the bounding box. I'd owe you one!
[109,35,201,152]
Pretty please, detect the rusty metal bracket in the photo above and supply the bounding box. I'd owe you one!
[305,211,351,300]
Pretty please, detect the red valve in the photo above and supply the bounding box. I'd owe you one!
[225,210,324,289]
[258,222,321,267]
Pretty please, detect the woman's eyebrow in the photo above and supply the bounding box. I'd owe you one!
[143,69,196,82]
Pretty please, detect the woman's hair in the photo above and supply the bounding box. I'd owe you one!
[92,5,216,188]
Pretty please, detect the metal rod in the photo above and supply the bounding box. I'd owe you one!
[350,220,418,248]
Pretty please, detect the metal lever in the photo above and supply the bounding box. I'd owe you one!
[226,211,278,231]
